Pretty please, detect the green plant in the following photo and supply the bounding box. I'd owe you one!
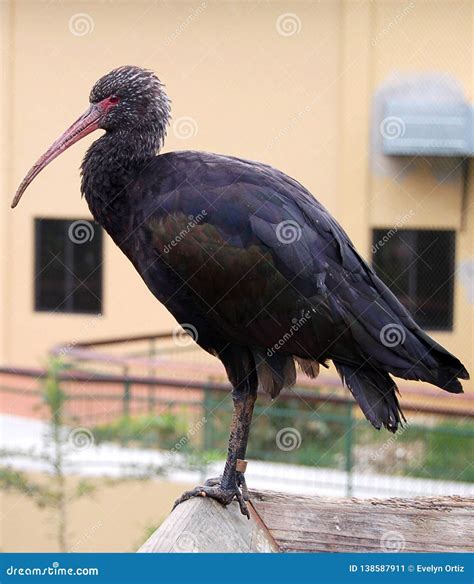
[135,520,164,551]
[203,397,347,468]
[0,359,165,552]
[92,411,189,449]
[0,358,96,551]
[399,421,474,482]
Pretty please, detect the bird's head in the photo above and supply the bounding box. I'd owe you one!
[11,65,170,208]
[89,66,170,134]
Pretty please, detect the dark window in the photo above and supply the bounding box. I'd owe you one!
[372,229,455,331]
[35,218,103,314]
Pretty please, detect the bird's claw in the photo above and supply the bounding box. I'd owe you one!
[203,472,249,499]
[204,475,221,487]
[173,479,250,518]
[237,471,250,501]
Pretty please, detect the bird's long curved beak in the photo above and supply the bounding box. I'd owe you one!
[11,104,104,209]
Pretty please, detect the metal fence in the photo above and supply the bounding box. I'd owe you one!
[1,355,473,498]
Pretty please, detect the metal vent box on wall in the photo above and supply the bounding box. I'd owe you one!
[382,99,473,157]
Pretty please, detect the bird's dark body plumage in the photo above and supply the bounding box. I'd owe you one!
[15,66,468,514]
[82,146,468,432]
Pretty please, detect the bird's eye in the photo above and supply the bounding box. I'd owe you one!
[109,95,120,104]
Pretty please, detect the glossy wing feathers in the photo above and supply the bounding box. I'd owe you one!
[132,151,468,431]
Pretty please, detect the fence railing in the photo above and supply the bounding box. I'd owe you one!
[1,359,473,496]
[0,329,472,497]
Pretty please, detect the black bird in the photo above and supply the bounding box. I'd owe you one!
[13,66,469,516]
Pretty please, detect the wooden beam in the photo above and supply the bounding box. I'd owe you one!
[139,490,474,553]
[252,491,474,553]
[138,495,277,553]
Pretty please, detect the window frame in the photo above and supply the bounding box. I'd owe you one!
[371,228,455,332]
[34,217,103,315]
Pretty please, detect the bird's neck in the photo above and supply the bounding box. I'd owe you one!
[81,130,158,236]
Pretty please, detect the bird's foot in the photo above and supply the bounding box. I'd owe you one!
[173,476,250,518]
[204,472,249,500]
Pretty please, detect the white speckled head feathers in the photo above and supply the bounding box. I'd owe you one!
[90,65,171,146]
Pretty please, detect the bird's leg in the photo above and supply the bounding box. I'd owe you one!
[232,418,252,501]
[203,447,249,498]
[203,427,250,492]
[173,381,257,518]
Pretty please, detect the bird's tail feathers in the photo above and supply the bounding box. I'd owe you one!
[408,329,469,393]
[334,362,405,433]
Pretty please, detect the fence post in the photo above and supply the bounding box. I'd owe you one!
[201,382,214,482]
[148,338,156,412]
[123,366,131,418]
[202,382,213,452]
[344,402,354,497]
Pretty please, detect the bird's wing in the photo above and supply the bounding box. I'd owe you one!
[130,151,465,383]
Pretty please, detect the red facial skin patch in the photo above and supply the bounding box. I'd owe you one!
[100,95,120,111]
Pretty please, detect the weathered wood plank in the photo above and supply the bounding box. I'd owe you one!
[138,495,277,553]
[250,491,474,553]
[138,490,473,553]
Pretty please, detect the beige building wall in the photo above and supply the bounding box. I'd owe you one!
[0,1,472,381]
[1,474,193,552]
[368,0,473,373]
[0,1,13,364]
